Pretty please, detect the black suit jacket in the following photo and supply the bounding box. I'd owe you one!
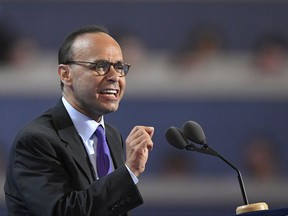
[4,99,143,216]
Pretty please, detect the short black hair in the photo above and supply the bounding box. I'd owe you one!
[58,25,109,64]
[58,25,109,89]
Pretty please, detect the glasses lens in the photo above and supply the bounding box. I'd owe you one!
[93,60,130,76]
[123,64,130,75]
[96,61,110,75]
[116,63,130,76]
[113,62,124,75]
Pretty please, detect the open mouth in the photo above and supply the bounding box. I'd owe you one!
[100,89,119,97]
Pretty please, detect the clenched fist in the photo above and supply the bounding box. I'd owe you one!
[125,126,154,177]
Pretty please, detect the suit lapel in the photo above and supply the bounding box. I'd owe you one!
[105,124,125,169]
[52,100,95,183]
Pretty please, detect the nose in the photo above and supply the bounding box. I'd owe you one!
[105,66,121,82]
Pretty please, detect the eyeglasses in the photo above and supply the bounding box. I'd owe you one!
[65,60,130,77]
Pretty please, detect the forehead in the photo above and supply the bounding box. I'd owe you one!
[72,32,123,60]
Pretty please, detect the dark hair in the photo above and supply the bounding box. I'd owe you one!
[58,25,109,89]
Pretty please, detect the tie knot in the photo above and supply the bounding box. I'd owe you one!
[95,125,105,141]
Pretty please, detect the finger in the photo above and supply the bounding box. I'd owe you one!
[126,126,154,145]
[144,126,154,138]
[133,126,154,138]
[127,126,140,137]
[138,133,153,151]
[146,141,153,151]
[127,126,146,140]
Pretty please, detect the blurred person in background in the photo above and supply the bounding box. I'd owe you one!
[241,132,282,180]
[0,21,37,68]
[4,25,154,216]
[112,28,148,69]
[160,150,196,178]
[171,24,226,74]
[251,34,288,77]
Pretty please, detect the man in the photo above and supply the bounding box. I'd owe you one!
[4,25,154,216]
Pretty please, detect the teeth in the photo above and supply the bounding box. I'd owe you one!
[101,89,118,94]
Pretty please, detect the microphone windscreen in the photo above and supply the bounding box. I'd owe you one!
[165,126,188,149]
[182,121,206,145]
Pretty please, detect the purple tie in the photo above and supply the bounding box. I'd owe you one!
[95,125,111,178]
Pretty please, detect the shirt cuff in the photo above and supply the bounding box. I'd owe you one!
[125,164,139,184]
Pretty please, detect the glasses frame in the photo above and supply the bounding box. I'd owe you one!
[65,60,130,77]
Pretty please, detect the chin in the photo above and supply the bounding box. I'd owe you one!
[103,105,119,114]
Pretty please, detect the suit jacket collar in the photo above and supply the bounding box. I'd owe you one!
[51,99,95,182]
[105,123,125,169]
[51,99,125,182]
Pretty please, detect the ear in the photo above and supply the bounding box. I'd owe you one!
[58,64,72,87]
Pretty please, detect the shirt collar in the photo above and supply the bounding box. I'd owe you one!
[62,97,105,142]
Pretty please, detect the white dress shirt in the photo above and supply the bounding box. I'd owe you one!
[62,97,138,183]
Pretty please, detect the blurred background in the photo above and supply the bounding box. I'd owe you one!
[1,0,288,215]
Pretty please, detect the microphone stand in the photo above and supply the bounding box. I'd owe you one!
[185,142,268,214]
[186,143,248,205]
[214,149,249,205]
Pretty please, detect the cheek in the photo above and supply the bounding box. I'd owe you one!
[120,79,126,97]
[73,75,97,95]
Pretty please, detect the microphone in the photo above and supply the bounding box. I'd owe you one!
[181,121,249,206]
[165,126,188,149]
[165,122,220,157]
[165,121,249,206]
[182,121,206,145]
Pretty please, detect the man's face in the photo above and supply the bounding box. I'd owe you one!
[61,32,126,120]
